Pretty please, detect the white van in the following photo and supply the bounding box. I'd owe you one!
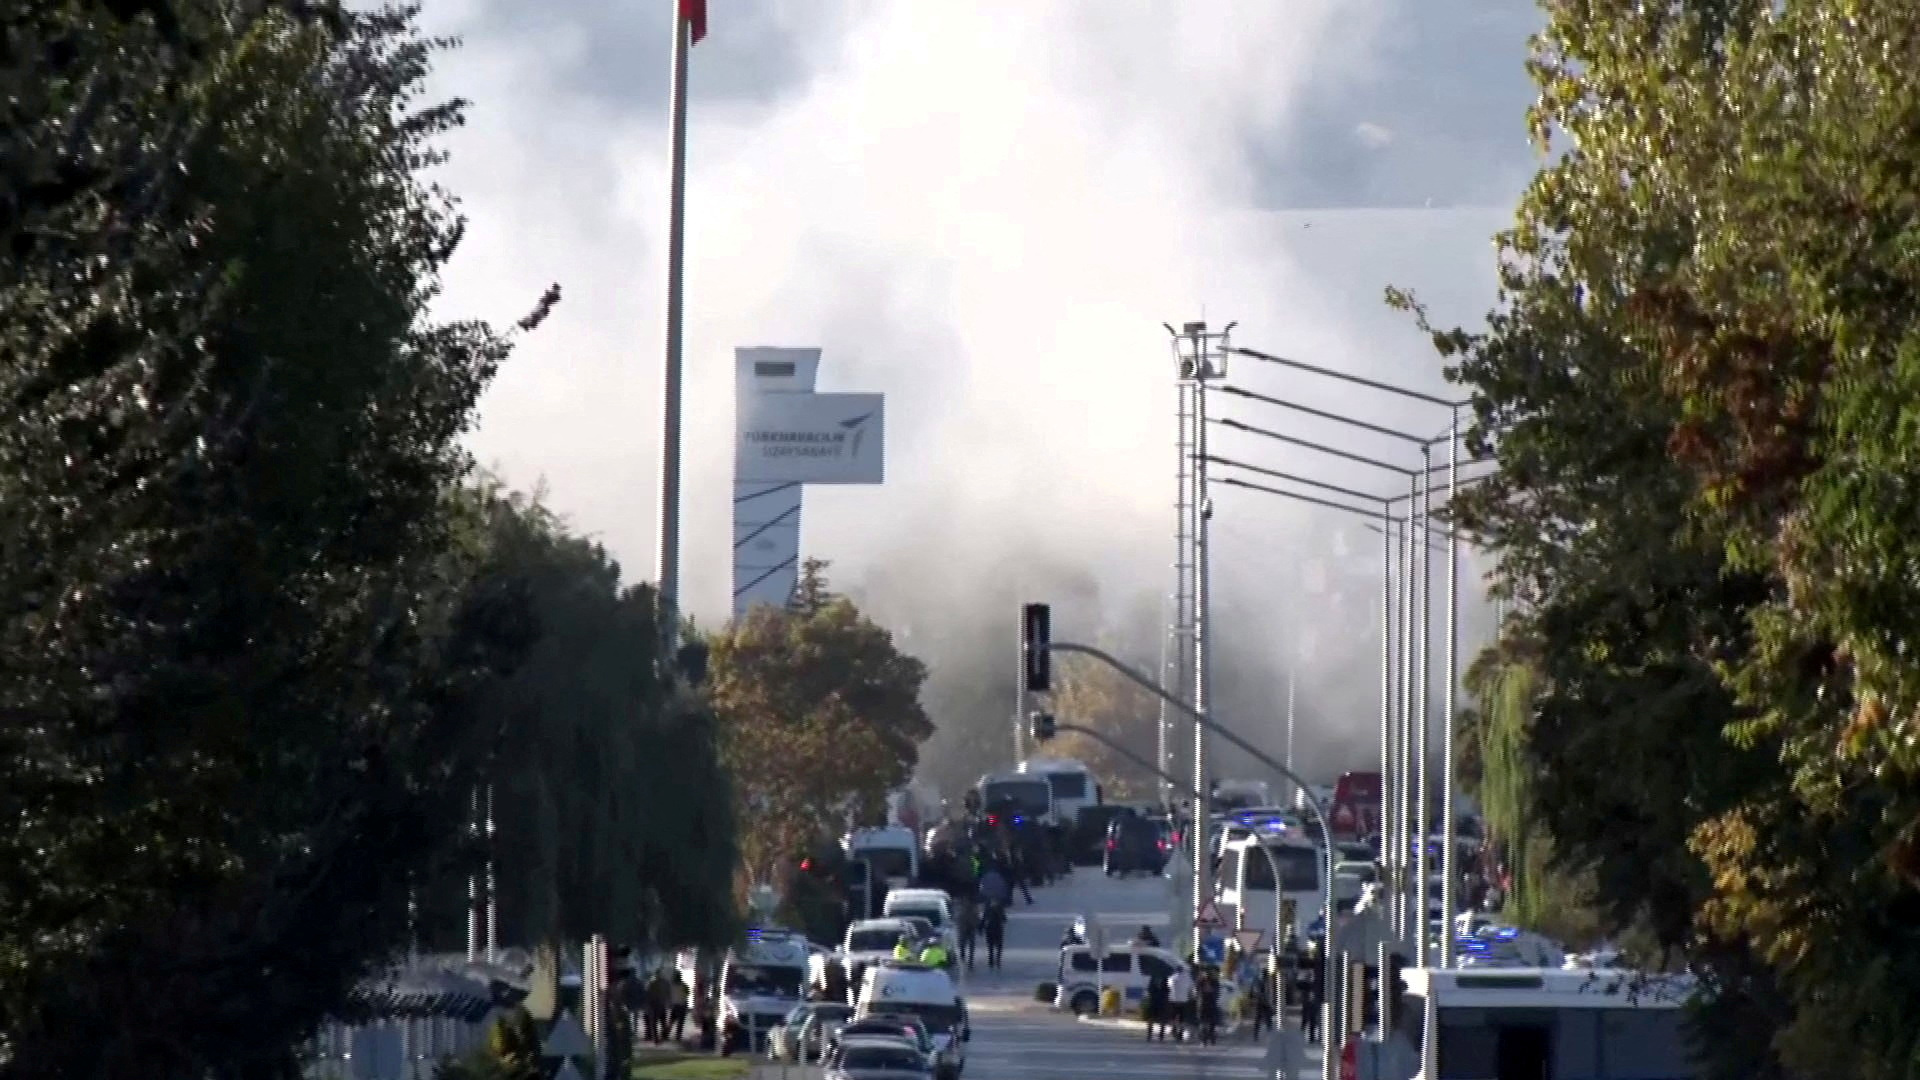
[840,917,921,995]
[845,826,920,892]
[1053,943,1237,1018]
[855,961,969,1079]
[1216,831,1323,948]
[704,928,811,1052]
[1017,757,1098,826]
[881,889,955,952]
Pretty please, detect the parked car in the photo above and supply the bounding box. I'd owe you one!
[1068,804,1139,865]
[768,1001,853,1063]
[1104,814,1169,876]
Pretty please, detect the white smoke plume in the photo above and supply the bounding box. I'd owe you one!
[420,0,1543,793]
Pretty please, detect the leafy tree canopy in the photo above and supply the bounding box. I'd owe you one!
[1045,651,1164,800]
[0,2,545,1075]
[1411,1,1920,1073]
[428,484,737,953]
[708,559,934,897]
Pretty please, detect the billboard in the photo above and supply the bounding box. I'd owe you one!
[736,392,885,485]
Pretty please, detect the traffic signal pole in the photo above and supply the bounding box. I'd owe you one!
[1022,608,1342,1080]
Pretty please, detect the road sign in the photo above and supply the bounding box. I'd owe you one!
[1234,928,1265,953]
[1197,934,1226,965]
[1193,901,1224,930]
[543,1009,591,1059]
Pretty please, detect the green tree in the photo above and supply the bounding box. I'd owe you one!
[0,4,542,1075]
[708,559,934,896]
[1407,1,1920,1072]
[442,486,737,953]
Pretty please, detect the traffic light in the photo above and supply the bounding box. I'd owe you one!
[1020,603,1051,692]
[1028,710,1057,743]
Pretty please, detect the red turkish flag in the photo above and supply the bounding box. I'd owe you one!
[678,0,707,44]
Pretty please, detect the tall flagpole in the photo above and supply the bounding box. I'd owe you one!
[658,2,692,611]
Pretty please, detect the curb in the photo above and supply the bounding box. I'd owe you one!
[1075,1013,1250,1036]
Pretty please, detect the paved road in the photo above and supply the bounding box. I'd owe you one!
[950,867,1323,1080]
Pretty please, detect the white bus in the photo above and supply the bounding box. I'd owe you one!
[1016,757,1098,826]
[1215,829,1323,947]
[1397,966,1699,1079]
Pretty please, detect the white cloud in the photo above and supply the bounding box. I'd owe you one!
[418,0,1523,775]
[1355,120,1395,148]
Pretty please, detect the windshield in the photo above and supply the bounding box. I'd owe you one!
[855,847,914,882]
[1243,844,1321,893]
[1045,772,1089,799]
[890,905,945,927]
[981,780,1051,818]
[724,964,804,998]
[847,928,904,952]
[841,1046,926,1072]
[868,1000,963,1033]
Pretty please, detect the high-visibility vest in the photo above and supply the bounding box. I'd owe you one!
[893,942,913,961]
[919,944,949,966]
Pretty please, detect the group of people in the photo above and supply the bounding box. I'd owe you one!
[629,967,693,1045]
[1141,963,1225,1045]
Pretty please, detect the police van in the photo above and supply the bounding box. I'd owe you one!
[855,960,970,1079]
[692,928,811,1053]
[1391,966,1699,1079]
[1053,942,1236,1017]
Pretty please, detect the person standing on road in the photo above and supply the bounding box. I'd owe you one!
[1196,967,1221,1046]
[1144,968,1171,1042]
[981,901,1008,970]
[1246,963,1273,1040]
[1007,851,1036,905]
[955,894,980,971]
[1299,943,1324,1045]
[977,863,1010,908]
[1166,965,1194,1043]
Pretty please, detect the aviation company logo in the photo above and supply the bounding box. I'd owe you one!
[736,391,884,484]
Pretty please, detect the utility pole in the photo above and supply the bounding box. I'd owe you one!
[1162,370,1197,813]
[1169,319,1232,943]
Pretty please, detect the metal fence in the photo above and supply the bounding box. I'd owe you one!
[303,1013,495,1080]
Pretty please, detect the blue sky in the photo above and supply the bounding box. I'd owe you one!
[419,0,1546,774]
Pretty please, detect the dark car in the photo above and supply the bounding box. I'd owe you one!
[1069,804,1139,865]
[1103,814,1167,876]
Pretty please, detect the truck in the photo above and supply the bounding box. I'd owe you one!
[1329,771,1382,843]
[1015,757,1099,826]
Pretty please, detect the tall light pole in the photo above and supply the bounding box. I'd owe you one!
[1440,406,1463,968]
[1170,319,1233,942]
[657,1,693,611]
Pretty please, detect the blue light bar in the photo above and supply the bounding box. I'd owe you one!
[1494,928,1518,940]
